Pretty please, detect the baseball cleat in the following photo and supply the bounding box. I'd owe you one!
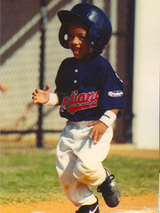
[75,198,99,213]
[97,167,120,207]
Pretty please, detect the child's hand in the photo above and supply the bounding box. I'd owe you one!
[87,121,108,145]
[0,84,9,93]
[32,85,50,104]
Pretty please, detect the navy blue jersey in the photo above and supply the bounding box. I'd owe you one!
[55,55,124,121]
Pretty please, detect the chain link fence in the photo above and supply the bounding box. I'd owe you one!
[0,0,135,154]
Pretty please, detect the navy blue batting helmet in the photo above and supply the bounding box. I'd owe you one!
[58,3,112,52]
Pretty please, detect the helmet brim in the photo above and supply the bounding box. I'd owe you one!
[58,10,89,27]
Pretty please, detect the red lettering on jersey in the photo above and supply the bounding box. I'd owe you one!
[78,93,86,103]
[61,90,99,114]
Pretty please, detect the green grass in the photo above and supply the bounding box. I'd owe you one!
[0,151,159,204]
[103,155,159,196]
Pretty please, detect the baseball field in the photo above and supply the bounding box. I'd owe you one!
[0,144,159,213]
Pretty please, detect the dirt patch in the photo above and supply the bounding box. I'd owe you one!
[0,195,158,213]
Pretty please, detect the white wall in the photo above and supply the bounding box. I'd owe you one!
[133,0,160,149]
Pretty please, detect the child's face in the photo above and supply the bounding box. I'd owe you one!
[68,24,92,60]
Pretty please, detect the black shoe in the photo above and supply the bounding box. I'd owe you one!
[76,198,99,213]
[97,167,120,208]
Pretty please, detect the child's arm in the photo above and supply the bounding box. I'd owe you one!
[32,85,59,105]
[88,109,119,145]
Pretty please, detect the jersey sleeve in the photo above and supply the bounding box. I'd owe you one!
[96,63,125,112]
[54,58,73,104]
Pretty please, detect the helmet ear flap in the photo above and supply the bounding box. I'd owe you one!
[89,28,111,52]
[59,25,69,49]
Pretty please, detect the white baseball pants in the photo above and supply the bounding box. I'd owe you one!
[56,120,113,207]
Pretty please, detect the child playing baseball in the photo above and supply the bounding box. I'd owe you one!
[32,3,125,213]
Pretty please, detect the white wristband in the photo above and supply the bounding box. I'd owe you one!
[44,93,58,106]
[99,110,117,127]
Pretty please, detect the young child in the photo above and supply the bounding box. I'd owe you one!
[32,3,125,213]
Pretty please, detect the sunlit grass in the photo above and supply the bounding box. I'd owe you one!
[0,151,158,204]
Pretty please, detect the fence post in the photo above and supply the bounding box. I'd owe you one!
[123,0,135,142]
[37,0,48,148]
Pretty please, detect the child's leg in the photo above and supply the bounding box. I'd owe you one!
[56,121,98,207]
[71,124,120,207]
[73,125,113,187]
[56,121,113,207]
